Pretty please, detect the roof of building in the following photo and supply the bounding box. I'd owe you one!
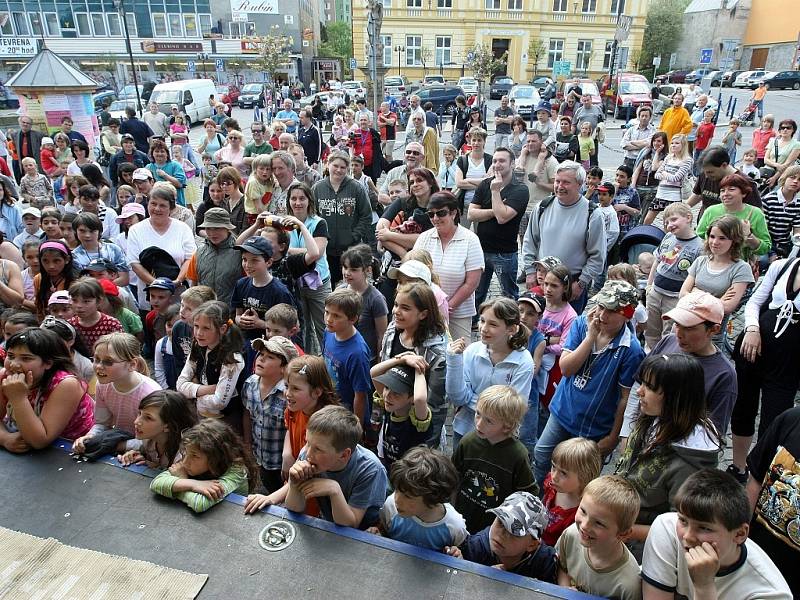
[7,48,99,89]
[685,0,739,13]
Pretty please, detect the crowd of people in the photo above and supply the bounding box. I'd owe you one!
[0,82,797,599]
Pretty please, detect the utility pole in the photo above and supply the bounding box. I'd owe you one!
[114,0,142,116]
[366,0,384,113]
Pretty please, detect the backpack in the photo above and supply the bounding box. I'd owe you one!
[535,194,598,245]
[454,153,493,201]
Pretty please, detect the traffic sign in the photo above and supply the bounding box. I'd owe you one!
[699,48,713,65]
[615,15,632,42]
[215,58,224,72]
[552,60,572,79]
[652,55,661,67]
[466,51,475,62]
[349,58,357,69]
[669,53,677,69]
[187,60,196,73]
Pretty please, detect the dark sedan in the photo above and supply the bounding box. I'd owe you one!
[721,70,744,87]
[655,69,689,84]
[489,76,515,99]
[763,70,800,90]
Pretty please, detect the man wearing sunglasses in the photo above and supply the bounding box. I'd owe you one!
[378,142,426,206]
[686,145,762,220]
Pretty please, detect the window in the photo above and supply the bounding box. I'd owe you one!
[0,15,11,36]
[91,13,106,36]
[229,21,254,37]
[75,13,91,36]
[168,14,182,37]
[582,0,596,11]
[125,12,137,37]
[107,13,121,36]
[28,13,43,36]
[610,0,626,13]
[603,40,613,69]
[552,0,567,11]
[435,36,451,66]
[152,13,167,37]
[576,40,592,69]
[406,0,421,6]
[183,14,197,37]
[508,0,523,8]
[616,46,629,70]
[547,39,564,68]
[44,13,59,36]
[12,12,30,35]
[486,0,501,8]
[381,0,392,7]
[381,34,392,67]
[198,14,212,36]
[437,0,452,6]
[406,35,422,66]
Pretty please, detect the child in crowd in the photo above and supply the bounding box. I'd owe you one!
[373,446,467,551]
[542,437,602,547]
[526,255,559,294]
[556,475,642,600]
[396,250,449,325]
[694,109,717,170]
[81,259,137,312]
[20,240,40,312]
[322,288,372,427]
[39,137,60,177]
[201,153,219,201]
[171,285,216,385]
[171,145,200,209]
[581,167,603,205]
[453,385,536,533]
[644,202,703,350]
[595,182,621,288]
[59,213,78,249]
[447,491,557,583]
[115,184,135,208]
[2,310,38,344]
[446,298,533,447]
[142,277,177,360]
[68,277,123,354]
[644,133,692,225]
[98,279,142,341]
[263,303,303,355]
[642,469,791,599]
[150,419,257,513]
[370,356,430,468]
[244,154,273,224]
[243,355,339,515]
[737,148,760,179]
[19,157,54,208]
[635,252,654,292]
[607,263,648,334]
[516,291,546,460]
[13,207,44,250]
[113,202,144,257]
[154,304,180,389]
[39,315,94,387]
[72,332,160,453]
[577,122,595,170]
[284,405,389,529]
[612,165,641,238]
[177,301,245,425]
[232,236,294,374]
[117,390,199,469]
[339,244,388,363]
[47,290,73,320]
[721,117,742,164]
[242,336,299,493]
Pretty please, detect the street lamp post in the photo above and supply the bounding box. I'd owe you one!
[395,45,404,76]
[197,52,209,79]
[113,0,142,116]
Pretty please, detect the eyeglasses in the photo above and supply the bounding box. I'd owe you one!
[426,208,451,219]
[93,356,124,368]
[779,126,793,131]
[219,180,235,187]
[405,150,421,156]
[251,129,264,134]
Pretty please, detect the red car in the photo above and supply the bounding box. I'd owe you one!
[551,79,602,114]
[216,85,240,107]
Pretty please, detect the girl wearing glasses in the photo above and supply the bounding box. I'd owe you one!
[71,332,160,455]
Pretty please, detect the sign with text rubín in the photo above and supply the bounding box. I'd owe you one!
[230,0,278,14]
[0,37,36,57]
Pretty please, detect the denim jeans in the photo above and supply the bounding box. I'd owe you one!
[569,285,589,315]
[533,414,576,490]
[518,390,540,466]
[474,252,519,318]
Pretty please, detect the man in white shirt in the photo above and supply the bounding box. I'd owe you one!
[143,102,168,139]
[620,106,656,168]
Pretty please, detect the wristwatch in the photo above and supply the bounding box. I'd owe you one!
[545,335,552,345]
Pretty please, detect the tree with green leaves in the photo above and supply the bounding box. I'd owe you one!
[528,37,546,79]
[465,43,507,95]
[253,33,293,85]
[640,0,691,73]
[319,22,353,77]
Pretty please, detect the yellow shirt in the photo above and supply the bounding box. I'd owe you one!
[659,107,692,142]
[753,87,767,101]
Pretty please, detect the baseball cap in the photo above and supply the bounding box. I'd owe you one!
[533,256,561,271]
[593,280,639,313]
[487,492,549,539]
[21,206,41,219]
[80,258,115,274]
[41,137,54,146]
[171,104,179,110]
[234,236,274,257]
[115,202,146,222]
[48,290,71,305]
[518,291,545,313]
[251,336,299,363]
[373,365,415,395]
[121,133,135,142]
[597,181,616,195]
[663,289,724,326]
[98,278,119,297]
[387,260,432,286]
[144,277,176,294]
[132,167,154,181]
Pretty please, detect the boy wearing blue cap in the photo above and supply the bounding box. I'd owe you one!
[143,276,176,359]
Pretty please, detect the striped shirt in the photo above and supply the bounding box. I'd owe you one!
[242,374,288,470]
[763,188,800,248]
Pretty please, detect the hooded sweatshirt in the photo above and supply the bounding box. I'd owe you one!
[312,176,373,256]
[615,421,720,526]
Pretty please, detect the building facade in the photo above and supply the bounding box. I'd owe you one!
[740,0,800,70]
[674,0,750,71]
[0,0,322,86]
[325,0,353,23]
[352,0,650,85]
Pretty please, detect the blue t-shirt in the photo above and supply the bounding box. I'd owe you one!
[380,494,467,550]
[549,315,644,439]
[299,444,388,529]
[276,109,299,133]
[613,186,641,234]
[231,276,295,341]
[527,329,546,403]
[323,329,372,422]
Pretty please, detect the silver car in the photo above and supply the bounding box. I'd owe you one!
[509,85,541,117]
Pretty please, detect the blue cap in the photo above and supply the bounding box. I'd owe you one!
[144,277,176,294]
[234,236,274,257]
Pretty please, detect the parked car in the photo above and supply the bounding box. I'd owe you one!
[457,77,479,96]
[238,83,267,108]
[704,71,723,87]
[422,75,445,86]
[216,85,240,107]
[413,85,466,115]
[342,80,367,98]
[684,68,713,84]
[721,70,744,87]
[107,99,145,120]
[733,70,764,88]
[597,73,652,118]
[299,91,330,109]
[384,75,410,97]
[530,76,553,92]
[552,78,602,113]
[762,70,800,90]
[92,90,118,114]
[489,76,515,99]
[655,69,689,84]
[509,84,541,118]
[751,71,778,88]
[119,82,156,103]
[149,79,217,125]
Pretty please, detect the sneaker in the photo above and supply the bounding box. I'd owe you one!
[725,464,748,485]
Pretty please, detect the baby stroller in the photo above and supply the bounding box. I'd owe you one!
[619,225,665,264]
[738,101,758,126]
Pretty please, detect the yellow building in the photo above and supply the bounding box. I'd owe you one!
[352,0,650,85]
[741,0,800,70]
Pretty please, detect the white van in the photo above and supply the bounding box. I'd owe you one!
[148,79,216,125]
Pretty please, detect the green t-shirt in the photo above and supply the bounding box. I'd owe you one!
[244,141,273,158]
[696,203,772,259]
[116,307,143,335]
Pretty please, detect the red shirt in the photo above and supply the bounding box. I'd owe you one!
[541,472,578,547]
[695,122,716,152]
[69,313,123,355]
[352,128,373,166]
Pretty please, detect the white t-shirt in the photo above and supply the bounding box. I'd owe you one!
[463,155,488,204]
[642,512,791,600]
[596,204,620,251]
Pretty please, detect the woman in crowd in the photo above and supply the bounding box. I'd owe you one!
[763,118,800,188]
[147,139,187,207]
[632,131,668,220]
[197,119,226,161]
[66,140,98,177]
[214,129,247,179]
[762,165,800,262]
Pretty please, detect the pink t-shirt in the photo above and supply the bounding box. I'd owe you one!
[538,303,577,356]
[93,373,162,434]
[432,283,450,326]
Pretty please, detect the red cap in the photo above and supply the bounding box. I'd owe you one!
[98,278,119,297]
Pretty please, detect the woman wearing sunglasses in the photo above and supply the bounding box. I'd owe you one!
[763,119,800,189]
[412,191,484,342]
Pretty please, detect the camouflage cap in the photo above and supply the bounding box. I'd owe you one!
[533,256,562,271]
[592,279,639,311]
[486,492,548,539]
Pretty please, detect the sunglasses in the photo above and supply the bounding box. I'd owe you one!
[779,126,793,131]
[405,150,421,156]
[426,208,450,219]
[92,356,124,368]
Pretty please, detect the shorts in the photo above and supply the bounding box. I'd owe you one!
[648,197,678,213]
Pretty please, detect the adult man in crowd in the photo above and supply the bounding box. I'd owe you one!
[522,161,606,312]
[289,143,321,189]
[275,99,299,135]
[109,133,150,187]
[278,133,294,151]
[60,117,86,144]
[751,81,768,121]
[378,142,425,206]
[269,150,301,215]
[686,146,762,219]
[573,93,604,167]
[404,95,424,133]
[120,107,154,154]
[354,98,374,127]
[143,102,168,139]
[405,112,439,173]
[469,147,529,310]
[494,95,514,149]
[620,106,656,169]
[12,115,44,180]
[243,122,272,168]
[297,109,322,169]
[687,94,710,154]
[377,101,397,162]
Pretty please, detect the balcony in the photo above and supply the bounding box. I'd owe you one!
[508,10,523,19]
[550,12,567,20]
[581,14,596,22]
[485,9,501,18]
[406,8,421,16]
[437,8,452,17]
